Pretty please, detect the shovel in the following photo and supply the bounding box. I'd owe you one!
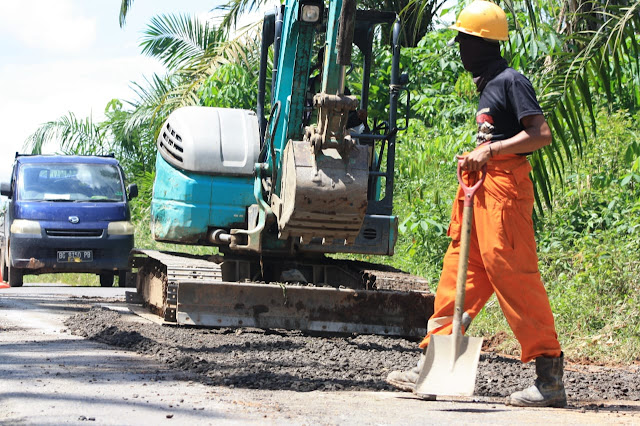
[415,161,486,398]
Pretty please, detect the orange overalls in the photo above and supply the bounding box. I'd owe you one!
[419,151,562,363]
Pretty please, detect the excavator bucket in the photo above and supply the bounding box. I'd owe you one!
[274,141,369,244]
[274,140,369,245]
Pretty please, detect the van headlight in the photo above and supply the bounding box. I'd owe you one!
[108,221,135,235]
[10,219,41,235]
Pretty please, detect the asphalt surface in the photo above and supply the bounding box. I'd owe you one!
[0,283,639,425]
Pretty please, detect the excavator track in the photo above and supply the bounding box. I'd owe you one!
[130,249,433,337]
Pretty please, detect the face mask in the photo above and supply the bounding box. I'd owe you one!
[456,33,502,77]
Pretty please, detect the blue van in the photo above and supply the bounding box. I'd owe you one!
[0,154,137,287]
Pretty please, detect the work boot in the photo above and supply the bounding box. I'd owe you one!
[385,351,436,400]
[506,353,567,408]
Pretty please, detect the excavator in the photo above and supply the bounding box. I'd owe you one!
[130,0,434,337]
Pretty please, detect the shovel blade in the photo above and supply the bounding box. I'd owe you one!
[415,334,483,397]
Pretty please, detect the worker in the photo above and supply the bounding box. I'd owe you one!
[385,0,566,408]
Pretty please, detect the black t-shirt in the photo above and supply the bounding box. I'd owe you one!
[475,67,543,146]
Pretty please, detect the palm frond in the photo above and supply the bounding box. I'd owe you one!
[122,73,181,138]
[119,0,135,28]
[149,21,262,114]
[24,113,106,155]
[401,0,451,46]
[216,0,272,33]
[103,99,157,174]
[511,0,640,211]
[141,14,225,69]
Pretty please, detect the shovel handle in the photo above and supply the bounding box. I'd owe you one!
[451,162,487,349]
[457,161,487,207]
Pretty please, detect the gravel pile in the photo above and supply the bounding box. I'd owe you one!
[64,307,640,404]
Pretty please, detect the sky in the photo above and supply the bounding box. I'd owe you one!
[0,0,237,183]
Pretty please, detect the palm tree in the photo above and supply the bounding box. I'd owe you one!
[102,99,158,174]
[505,0,640,209]
[23,102,157,176]
[123,13,261,128]
[24,113,106,156]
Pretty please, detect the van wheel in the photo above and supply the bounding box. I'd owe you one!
[8,264,23,287]
[118,271,134,288]
[99,273,114,287]
[1,252,8,283]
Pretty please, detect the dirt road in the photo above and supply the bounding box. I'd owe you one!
[1,284,638,425]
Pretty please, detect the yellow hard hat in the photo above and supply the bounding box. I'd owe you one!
[449,0,509,41]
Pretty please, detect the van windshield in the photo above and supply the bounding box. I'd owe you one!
[18,163,125,202]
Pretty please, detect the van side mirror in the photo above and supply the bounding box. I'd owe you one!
[0,181,11,198]
[127,183,138,200]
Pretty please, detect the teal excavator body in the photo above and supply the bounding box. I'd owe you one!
[133,1,433,337]
[151,0,406,257]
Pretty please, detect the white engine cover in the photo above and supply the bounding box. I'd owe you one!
[157,106,260,176]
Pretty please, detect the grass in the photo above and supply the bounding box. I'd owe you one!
[25,272,102,286]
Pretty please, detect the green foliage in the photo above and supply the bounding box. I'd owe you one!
[199,62,260,109]
[24,273,102,286]
[216,0,276,34]
[118,0,135,28]
[390,119,473,280]
[405,31,475,126]
[508,1,640,212]
[102,99,157,176]
[22,99,157,185]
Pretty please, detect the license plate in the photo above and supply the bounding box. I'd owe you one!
[57,250,93,263]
